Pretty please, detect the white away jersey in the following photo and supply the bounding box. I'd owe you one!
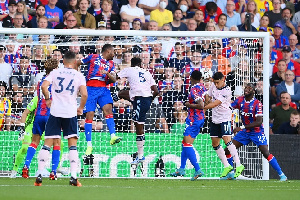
[45,67,86,118]
[208,83,232,124]
[118,67,156,100]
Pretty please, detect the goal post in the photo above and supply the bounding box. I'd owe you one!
[0,28,269,180]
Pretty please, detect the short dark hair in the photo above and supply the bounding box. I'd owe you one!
[206,2,217,13]
[0,45,6,51]
[0,81,7,91]
[219,13,227,20]
[20,56,29,60]
[280,91,290,98]
[291,110,300,117]
[101,44,113,53]
[246,83,255,90]
[174,8,182,14]
[131,57,141,67]
[63,51,76,60]
[12,91,22,97]
[53,49,62,54]
[212,71,224,80]
[191,70,202,81]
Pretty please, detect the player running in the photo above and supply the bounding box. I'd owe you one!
[34,51,87,187]
[79,43,121,156]
[22,58,59,179]
[170,70,206,181]
[204,72,244,179]
[224,83,287,181]
[117,57,159,165]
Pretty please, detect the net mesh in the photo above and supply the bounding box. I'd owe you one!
[0,31,264,179]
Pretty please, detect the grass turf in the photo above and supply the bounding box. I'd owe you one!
[0,178,299,200]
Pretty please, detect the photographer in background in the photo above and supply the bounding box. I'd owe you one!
[238,13,257,32]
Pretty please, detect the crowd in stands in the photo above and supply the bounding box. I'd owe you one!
[0,0,300,135]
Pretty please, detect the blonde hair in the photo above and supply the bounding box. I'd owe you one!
[245,0,258,15]
[17,1,29,22]
[44,58,58,75]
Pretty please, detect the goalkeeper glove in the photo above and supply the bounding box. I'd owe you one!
[18,123,25,141]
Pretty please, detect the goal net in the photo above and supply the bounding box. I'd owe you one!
[0,28,269,180]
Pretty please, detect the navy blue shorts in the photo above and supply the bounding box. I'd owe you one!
[183,119,205,138]
[32,115,49,136]
[45,114,78,139]
[84,86,113,113]
[210,121,232,138]
[233,130,268,146]
[132,96,152,124]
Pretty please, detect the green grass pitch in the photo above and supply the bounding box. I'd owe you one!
[0,178,299,200]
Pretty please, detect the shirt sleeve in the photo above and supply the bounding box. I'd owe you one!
[81,54,92,64]
[255,100,263,117]
[231,98,239,109]
[45,71,54,83]
[79,73,86,86]
[27,96,38,112]
[118,68,128,78]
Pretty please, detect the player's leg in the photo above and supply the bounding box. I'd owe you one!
[84,86,98,155]
[50,138,61,180]
[56,141,69,175]
[62,116,81,187]
[11,133,31,178]
[259,145,287,181]
[99,88,122,145]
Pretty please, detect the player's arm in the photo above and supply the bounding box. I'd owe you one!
[151,85,159,100]
[233,116,263,133]
[102,70,117,83]
[78,85,88,115]
[185,98,204,110]
[204,93,212,106]
[204,99,222,109]
[41,80,51,108]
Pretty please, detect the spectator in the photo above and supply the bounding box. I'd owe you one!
[275,8,297,38]
[238,12,258,31]
[264,0,282,27]
[95,0,121,30]
[118,50,132,71]
[169,42,191,72]
[178,0,194,22]
[2,1,18,28]
[229,25,239,31]
[51,49,64,68]
[281,0,295,17]
[0,81,11,131]
[31,45,46,72]
[10,56,36,103]
[270,59,286,100]
[113,45,123,65]
[257,15,273,34]
[158,67,174,95]
[120,0,145,27]
[270,91,297,134]
[224,0,241,28]
[187,18,197,31]
[0,0,9,17]
[289,34,300,62]
[254,0,273,17]
[235,0,247,14]
[171,9,188,31]
[148,20,159,31]
[54,10,73,29]
[4,42,20,65]
[74,0,96,29]
[215,13,229,31]
[273,22,289,49]
[150,0,173,27]
[170,111,187,134]
[10,91,24,130]
[199,1,222,23]
[87,0,101,16]
[202,42,231,75]
[194,9,206,31]
[12,13,26,29]
[162,23,172,31]
[27,4,52,28]
[276,111,300,134]
[45,0,64,28]
[17,1,31,23]
[273,46,300,83]
[132,18,142,30]
[68,0,79,13]
[138,0,160,22]
[240,0,261,28]
[0,46,12,85]
[276,70,300,107]
[255,77,264,103]
[21,45,32,60]
[150,43,169,78]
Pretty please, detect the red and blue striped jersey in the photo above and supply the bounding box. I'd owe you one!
[181,63,201,92]
[81,54,115,86]
[0,1,8,15]
[231,96,263,133]
[35,76,51,117]
[187,83,206,123]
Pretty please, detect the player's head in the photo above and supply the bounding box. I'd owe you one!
[244,83,255,98]
[101,43,114,60]
[131,57,142,67]
[63,51,77,68]
[190,70,202,85]
[212,71,225,89]
[0,81,7,98]
[44,58,59,75]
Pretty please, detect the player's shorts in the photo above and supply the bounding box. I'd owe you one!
[32,115,49,136]
[183,119,205,138]
[84,86,113,113]
[132,96,152,124]
[233,130,268,146]
[45,114,79,139]
[210,121,232,138]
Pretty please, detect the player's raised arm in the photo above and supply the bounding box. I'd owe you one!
[151,85,159,100]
